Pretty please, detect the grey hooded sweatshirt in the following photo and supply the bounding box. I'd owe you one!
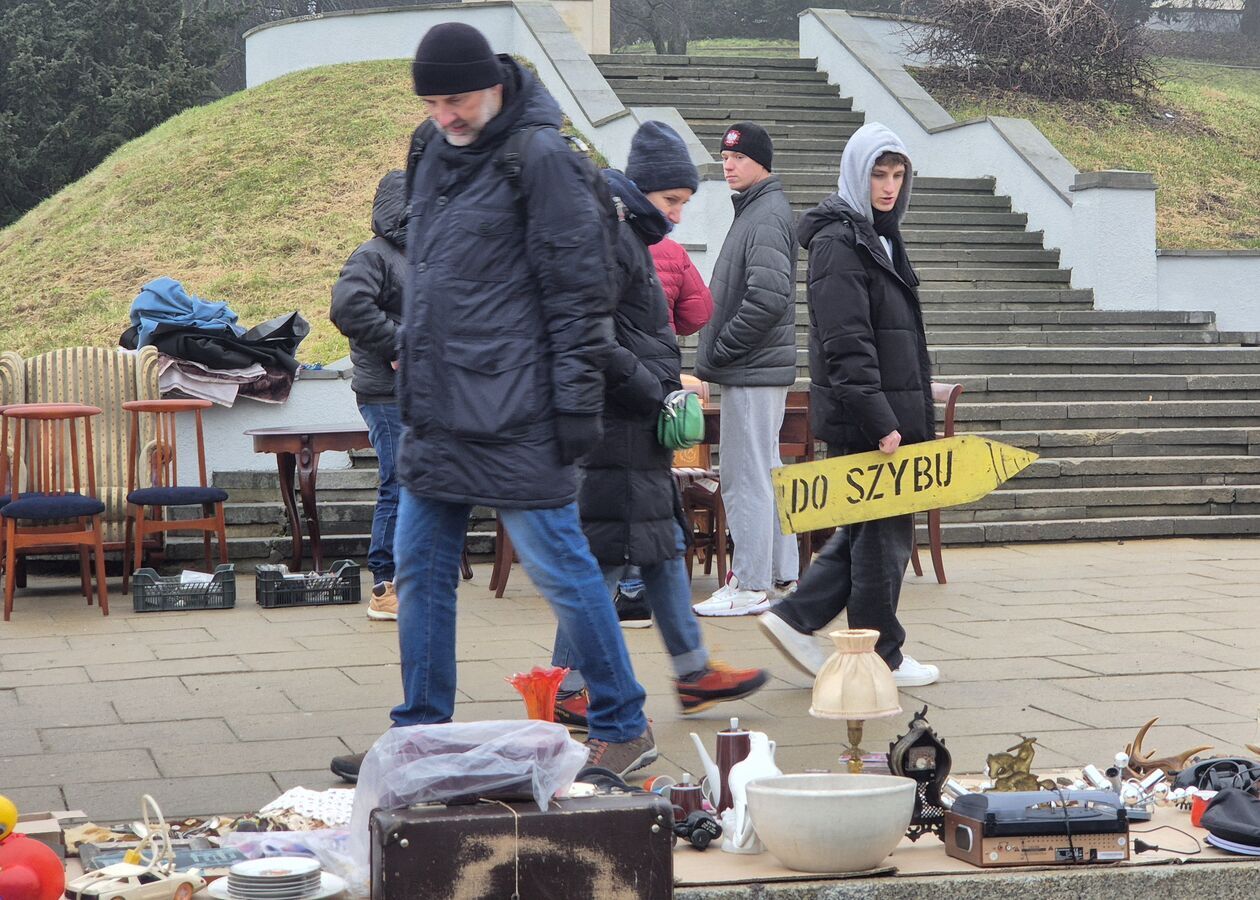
[796,123,934,452]
[694,175,798,386]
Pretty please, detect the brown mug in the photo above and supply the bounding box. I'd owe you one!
[670,783,705,822]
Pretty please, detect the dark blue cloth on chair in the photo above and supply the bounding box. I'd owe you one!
[128,486,228,507]
[1,493,106,520]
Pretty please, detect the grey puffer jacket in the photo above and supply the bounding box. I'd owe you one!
[329,171,406,404]
[398,58,615,509]
[694,176,797,386]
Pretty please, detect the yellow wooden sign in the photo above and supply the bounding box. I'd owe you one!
[772,435,1038,534]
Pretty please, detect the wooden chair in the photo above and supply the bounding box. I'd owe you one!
[680,388,816,582]
[910,382,964,585]
[121,399,228,593]
[1,403,109,620]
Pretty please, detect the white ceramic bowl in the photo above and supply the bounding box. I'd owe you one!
[745,773,916,873]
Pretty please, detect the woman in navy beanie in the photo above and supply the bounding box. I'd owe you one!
[553,121,763,723]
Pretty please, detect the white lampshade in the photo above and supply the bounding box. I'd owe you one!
[809,629,902,721]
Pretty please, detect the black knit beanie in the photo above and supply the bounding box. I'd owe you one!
[626,121,699,194]
[412,23,503,96]
[719,121,773,172]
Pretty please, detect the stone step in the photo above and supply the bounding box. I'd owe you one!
[597,65,832,83]
[911,248,1058,264]
[680,110,867,125]
[926,329,1232,346]
[955,372,1260,402]
[937,513,1260,545]
[1020,455,1260,489]
[914,266,1071,283]
[957,399,1260,430]
[991,426,1260,459]
[923,310,1213,328]
[609,79,842,97]
[903,194,1014,211]
[917,288,1095,308]
[940,483,1260,522]
[902,211,1029,228]
[592,54,822,70]
[931,345,1260,375]
[614,91,854,112]
[903,230,1046,246]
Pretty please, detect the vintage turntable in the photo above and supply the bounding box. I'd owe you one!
[944,790,1129,867]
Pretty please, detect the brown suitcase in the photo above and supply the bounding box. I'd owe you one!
[370,792,675,899]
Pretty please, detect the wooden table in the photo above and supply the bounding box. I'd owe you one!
[245,424,371,572]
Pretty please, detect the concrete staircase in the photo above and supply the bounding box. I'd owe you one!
[593,52,1260,545]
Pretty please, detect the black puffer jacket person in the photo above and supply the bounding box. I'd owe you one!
[578,170,684,566]
[399,57,614,508]
[694,176,797,386]
[330,170,407,404]
[796,125,935,453]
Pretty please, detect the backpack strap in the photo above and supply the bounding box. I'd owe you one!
[496,124,552,205]
[404,120,439,205]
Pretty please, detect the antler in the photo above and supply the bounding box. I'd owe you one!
[1123,717,1212,778]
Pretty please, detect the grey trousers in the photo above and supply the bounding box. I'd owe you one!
[720,384,800,591]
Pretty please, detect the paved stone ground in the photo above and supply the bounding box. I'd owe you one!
[3,537,1259,824]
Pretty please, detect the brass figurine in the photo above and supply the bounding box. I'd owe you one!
[985,736,1056,792]
[1123,717,1213,779]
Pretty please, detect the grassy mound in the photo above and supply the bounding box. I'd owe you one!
[916,60,1260,249]
[0,60,423,363]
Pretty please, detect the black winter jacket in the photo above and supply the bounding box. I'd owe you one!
[798,194,935,453]
[398,58,615,509]
[695,176,798,386]
[579,174,683,567]
[330,171,406,404]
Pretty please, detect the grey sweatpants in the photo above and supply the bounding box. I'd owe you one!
[720,384,800,591]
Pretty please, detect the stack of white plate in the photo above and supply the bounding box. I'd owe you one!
[207,857,347,900]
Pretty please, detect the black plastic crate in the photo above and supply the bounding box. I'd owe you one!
[254,559,362,608]
[131,564,237,612]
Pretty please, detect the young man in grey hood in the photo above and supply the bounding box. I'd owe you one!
[758,122,941,688]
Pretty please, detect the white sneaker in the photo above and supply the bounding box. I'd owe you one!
[693,588,770,617]
[893,655,940,687]
[758,610,832,676]
[704,573,739,604]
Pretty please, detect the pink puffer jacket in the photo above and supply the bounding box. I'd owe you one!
[650,237,713,336]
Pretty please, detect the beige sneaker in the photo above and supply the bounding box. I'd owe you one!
[367,582,398,620]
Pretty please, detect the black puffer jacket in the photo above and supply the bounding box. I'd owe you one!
[694,176,797,386]
[330,171,406,404]
[579,172,683,567]
[798,194,935,452]
[398,58,615,509]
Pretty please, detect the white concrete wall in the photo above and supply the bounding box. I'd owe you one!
[174,372,361,484]
[1157,253,1260,332]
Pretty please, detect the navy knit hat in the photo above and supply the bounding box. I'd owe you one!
[412,23,503,96]
[719,121,773,172]
[626,121,699,194]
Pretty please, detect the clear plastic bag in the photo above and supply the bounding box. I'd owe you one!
[347,720,588,883]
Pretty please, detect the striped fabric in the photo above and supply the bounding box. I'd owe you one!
[6,347,160,543]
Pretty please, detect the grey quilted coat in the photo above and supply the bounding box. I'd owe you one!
[694,176,797,386]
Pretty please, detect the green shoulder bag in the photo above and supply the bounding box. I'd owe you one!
[657,390,705,450]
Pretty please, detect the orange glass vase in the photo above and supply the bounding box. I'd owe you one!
[506,665,570,722]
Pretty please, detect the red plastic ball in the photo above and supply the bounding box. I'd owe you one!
[0,833,66,900]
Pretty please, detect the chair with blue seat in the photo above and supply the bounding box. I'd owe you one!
[121,398,228,593]
[2,403,110,619]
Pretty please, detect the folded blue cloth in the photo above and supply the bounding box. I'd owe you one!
[129,276,245,348]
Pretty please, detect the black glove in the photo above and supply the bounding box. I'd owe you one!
[555,414,602,465]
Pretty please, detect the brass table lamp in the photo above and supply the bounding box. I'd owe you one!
[809,629,902,773]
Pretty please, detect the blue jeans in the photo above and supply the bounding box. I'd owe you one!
[553,525,707,690]
[358,401,403,585]
[390,488,648,743]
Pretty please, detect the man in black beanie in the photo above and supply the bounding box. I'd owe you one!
[331,21,656,783]
[693,120,800,617]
